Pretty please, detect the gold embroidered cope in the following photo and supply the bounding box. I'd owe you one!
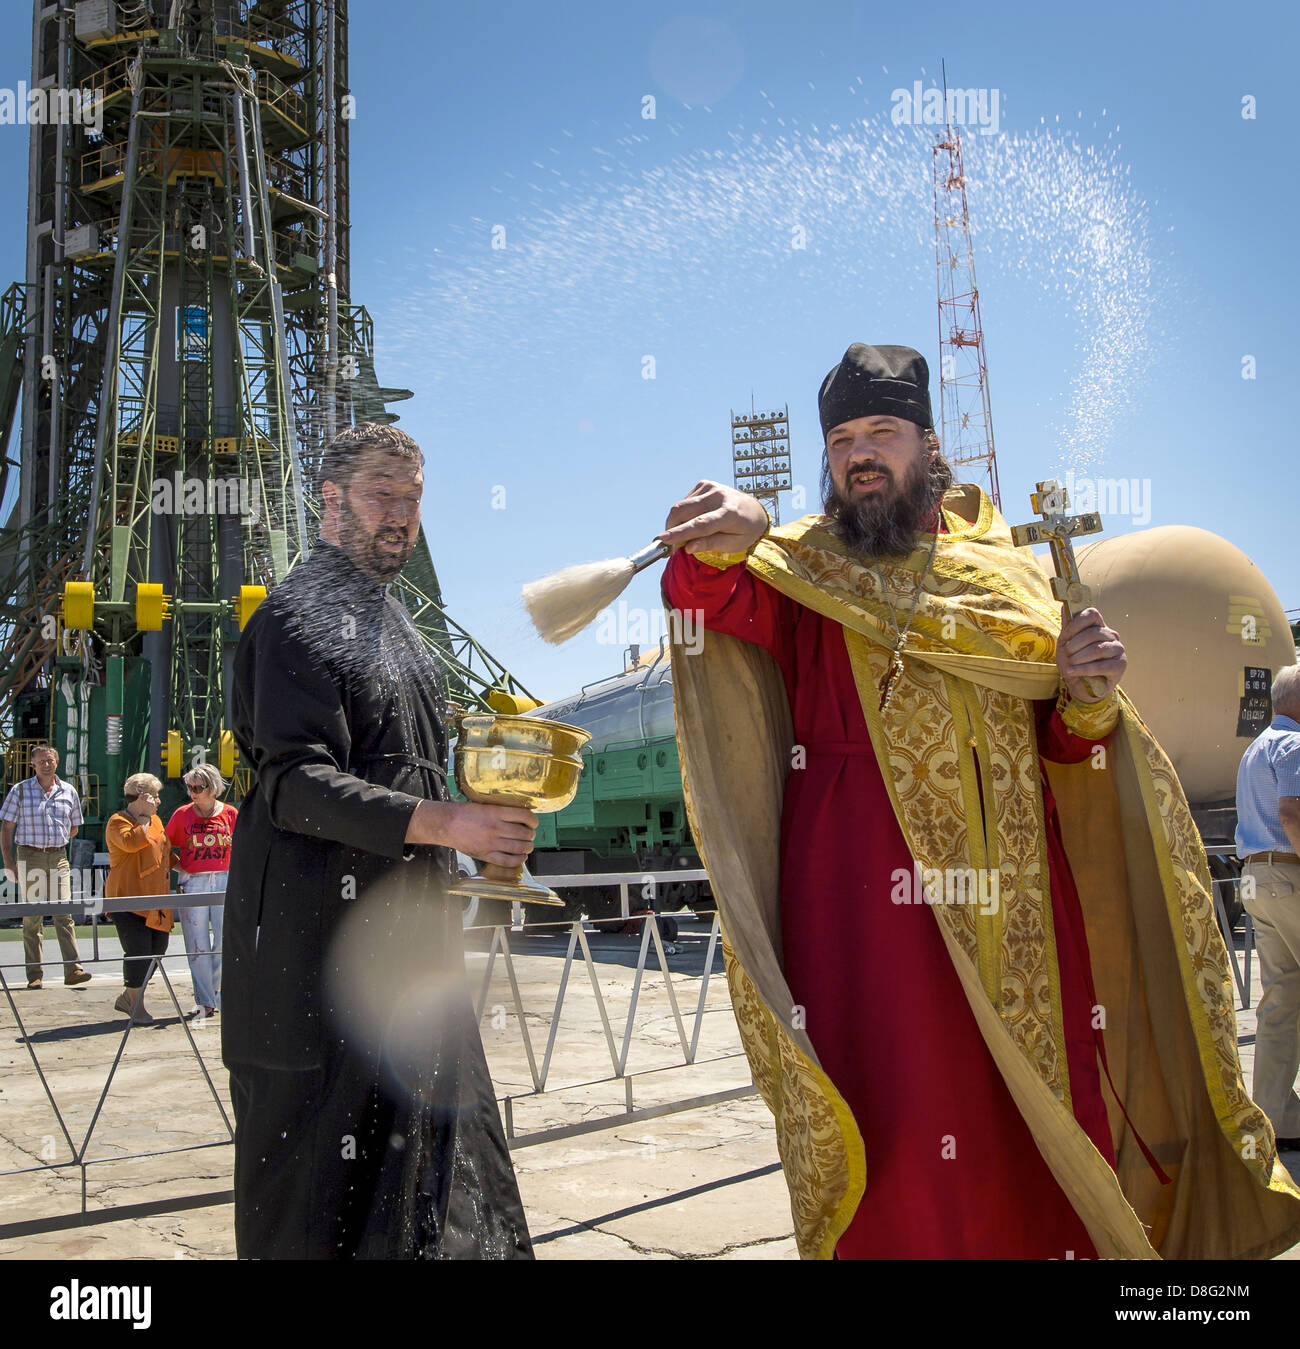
[669,484,1300,1260]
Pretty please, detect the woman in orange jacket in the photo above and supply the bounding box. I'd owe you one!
[106,772,173,1025]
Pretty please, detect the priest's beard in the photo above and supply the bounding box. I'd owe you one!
[338,493,417,582]
[821,447,954,558]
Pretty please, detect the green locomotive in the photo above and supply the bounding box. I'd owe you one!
[522,647,711,922]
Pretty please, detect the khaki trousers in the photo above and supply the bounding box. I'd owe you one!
[1242,859,1300,1139]
[15,845,79,982]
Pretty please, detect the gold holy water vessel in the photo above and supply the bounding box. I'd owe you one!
[446,712,591,906]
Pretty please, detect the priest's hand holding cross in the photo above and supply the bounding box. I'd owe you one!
[1056,606,1127,703]
[1011,480,1127,704]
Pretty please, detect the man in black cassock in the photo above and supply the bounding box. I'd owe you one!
[222,422,538,1259]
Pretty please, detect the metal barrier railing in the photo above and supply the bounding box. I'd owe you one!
[466,902,754,1150]
[1204,847,1256,1009]
[0,870,752,1232]
[530,867,708,921]
[0,847,1266,1238]
[0,892,232,1229]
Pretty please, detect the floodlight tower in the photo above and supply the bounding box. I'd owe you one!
[932,109,1001,508]
[730,401,791,526]
[0,0,534,835]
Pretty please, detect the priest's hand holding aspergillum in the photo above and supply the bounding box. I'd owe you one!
[657,480,769,557]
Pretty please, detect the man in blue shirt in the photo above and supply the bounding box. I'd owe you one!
[1236,664,1300,1150]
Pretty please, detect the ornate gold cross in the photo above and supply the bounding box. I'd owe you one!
[1010,480,1107,700]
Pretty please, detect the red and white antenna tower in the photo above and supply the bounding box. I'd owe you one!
[932,66,1001,508]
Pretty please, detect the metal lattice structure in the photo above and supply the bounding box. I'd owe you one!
[932,120,1001,508]
[730,402,791,527]
[0,0,534,827]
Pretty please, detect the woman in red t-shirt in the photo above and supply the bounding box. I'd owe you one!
[165,765,238,1021]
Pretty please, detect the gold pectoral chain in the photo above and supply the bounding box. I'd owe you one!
[875,528,940,713]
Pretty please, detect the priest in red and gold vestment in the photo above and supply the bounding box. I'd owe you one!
[659,343,1300,1260]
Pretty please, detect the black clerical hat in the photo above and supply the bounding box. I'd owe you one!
[818,344,933,438]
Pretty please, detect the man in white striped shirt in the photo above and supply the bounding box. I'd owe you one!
[0,746,91,990]
[1236,665,1300,1151]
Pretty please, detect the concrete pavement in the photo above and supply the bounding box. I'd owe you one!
[0,916,796,1259]
[0,919,1294,1261]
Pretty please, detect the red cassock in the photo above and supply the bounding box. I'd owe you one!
[665,544,1119,1259]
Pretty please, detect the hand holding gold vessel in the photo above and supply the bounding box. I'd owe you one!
[443,712,592,906]
[404,798,539,868]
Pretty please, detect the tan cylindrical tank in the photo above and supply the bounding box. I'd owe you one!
[1075,526,1296,804]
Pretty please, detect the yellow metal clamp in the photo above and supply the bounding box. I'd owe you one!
[135,583,168,631]
[62,581,95,630]
[486,689,544,715]
[163,730,183,779]
[236,585,267,630]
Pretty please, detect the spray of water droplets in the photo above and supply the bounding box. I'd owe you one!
[963,130,1155,475]
[374,110,1158,476]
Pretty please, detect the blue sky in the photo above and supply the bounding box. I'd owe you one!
[0,1,1294,703]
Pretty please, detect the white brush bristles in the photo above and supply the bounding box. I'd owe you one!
[522,556,637,644]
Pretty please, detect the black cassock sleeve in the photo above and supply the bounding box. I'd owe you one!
[234,606,424,862]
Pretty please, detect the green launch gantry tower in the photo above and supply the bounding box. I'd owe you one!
[0,0,536,840]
